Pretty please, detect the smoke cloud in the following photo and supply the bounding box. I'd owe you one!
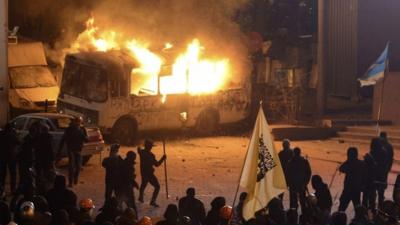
[50,0,252,84]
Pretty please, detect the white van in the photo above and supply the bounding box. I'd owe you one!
[8,42,59,116]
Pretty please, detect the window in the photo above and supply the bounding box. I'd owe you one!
[9,66,57,89]
[52,117,72,129]
[13,117,27,131]
[26,118,43,131]
[26,118,55,131]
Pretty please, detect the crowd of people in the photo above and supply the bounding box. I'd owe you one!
[0,117,400,225]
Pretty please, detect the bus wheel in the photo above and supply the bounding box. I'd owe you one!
[111,117,138,146]
[195,109,219,135]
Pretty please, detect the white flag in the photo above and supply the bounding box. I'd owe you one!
[239,107,287,220]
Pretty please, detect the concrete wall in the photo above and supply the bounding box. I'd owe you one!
[373,72,400,124]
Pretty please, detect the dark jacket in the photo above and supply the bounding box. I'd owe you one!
[278,148,293,181]
[60,124,87,152]
[122,158,138,187]
[35,132,54,165]
[339,158,366,191]
[102,155,123,183]
[18,134,36,163]
[45,178,77,213]
[179,196,206,225]
[138,148,163,176]
[382,139,394,173]
[314,182,332,212]
[364,148,388,183]
[287,156,311,190]
[0,128,20,161]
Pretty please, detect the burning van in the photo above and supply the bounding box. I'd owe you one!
[57,49,250,145]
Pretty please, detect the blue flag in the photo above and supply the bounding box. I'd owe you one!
[358,43,389,87]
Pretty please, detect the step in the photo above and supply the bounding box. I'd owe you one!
[337,131,400,144]
[346,126,400,136]
[331,137,400,149]
[271,126,337,141]
[322,119,392,128]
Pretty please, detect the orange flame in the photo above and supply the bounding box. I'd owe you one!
[68,17,230,97]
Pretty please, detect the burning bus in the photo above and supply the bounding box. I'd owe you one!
[57,18,251,145]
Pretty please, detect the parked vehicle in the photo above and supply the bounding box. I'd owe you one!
[8,42,59,117]
[9,113,104,165]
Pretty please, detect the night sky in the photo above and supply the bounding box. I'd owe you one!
[358,0,400,74]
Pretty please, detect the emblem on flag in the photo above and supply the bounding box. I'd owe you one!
[257,135,276,182]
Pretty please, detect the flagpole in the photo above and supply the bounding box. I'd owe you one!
[376,43,390,135]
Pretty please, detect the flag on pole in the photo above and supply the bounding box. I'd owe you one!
[239,107,287,220]
[358,43,389,87]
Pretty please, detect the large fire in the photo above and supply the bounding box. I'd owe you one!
[68,17,231,96]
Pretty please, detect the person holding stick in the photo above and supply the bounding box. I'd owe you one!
[138,139,166,207]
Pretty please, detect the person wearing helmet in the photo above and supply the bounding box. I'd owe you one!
[138,216,153,225]
[138,139,166,207]
[102,143,123,201]
[14,201,35,225]
[76,198,95,225]
[58,116,88,187]
[0,122,20,196]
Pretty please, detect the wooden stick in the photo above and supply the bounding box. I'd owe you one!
[163,139,169,199]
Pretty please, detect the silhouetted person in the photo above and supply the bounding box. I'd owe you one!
[102,143,123,201]
[205,196,225,225]
[0,200,12,225]
[156,204,181,225]
[35,124,54,182]
[59,117,88,187]
[0,122,20,196]
[285,208,298,225]
[138,139,166,207]
[232,192,247,225]
[349,205,369,225]
[120,151,139,215]
[311,175,332,214]
[278,139,293,199]
[380,132,394,193]
[95,197,122,225]
[179,188,206,225]
[287,147,311,213]
[45,175,77,214]
[32,195,52,225]
[330,211,347,225]
[266,197,286,225]
[51,210,71,225]
[363,138,388,209]
[338,147,365,211]
[18,126,37,187]
[114,207,137,225]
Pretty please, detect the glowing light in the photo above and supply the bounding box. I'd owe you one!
[68,17,230,97]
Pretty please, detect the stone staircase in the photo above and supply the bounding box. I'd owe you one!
[333,125,400,149]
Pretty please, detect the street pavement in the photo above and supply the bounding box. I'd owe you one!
[53,135,399,220]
